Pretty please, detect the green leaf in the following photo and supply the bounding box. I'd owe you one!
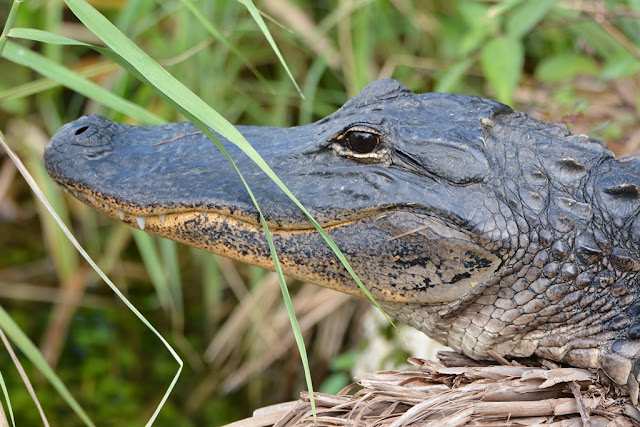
[480,36,523,105]
[3,38,164,125]
[458,1,491,28]
[9,27,91,46]
[486,0,523,19]
[506,0,555,39]
[0,60,119,104]
[601,51,640,80]
[434,58,473,93]
[459,26,490,56]
[535,54,598,83]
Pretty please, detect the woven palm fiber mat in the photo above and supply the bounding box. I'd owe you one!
[227,351,640,426]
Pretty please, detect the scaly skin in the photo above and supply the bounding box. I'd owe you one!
[43,80,640,401]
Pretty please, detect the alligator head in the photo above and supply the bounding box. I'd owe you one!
[44,79,640,400]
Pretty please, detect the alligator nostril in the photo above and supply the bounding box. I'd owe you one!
[74,126,90,136]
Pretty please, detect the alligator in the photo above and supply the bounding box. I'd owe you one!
[44,79,640,401]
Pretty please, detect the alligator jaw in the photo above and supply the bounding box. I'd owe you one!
[62,180,502,305]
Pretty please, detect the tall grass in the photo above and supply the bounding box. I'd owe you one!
[1,0,640,425]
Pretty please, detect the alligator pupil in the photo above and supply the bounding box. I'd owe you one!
[346,131,379,154]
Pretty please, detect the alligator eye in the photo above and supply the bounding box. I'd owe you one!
[345,131,380,154]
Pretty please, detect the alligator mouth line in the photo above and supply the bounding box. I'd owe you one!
[60,183,380,234]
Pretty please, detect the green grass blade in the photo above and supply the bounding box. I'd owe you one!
[159,239,184,330]
[260,215,316,418]
[174,106,322,415]
[0,305,93,426]
[9,27,95,45]
[4,34,164,125]
[318,0,374,33]
[0,130,182,427]
[180,0,272,90]
[0,61,119,103]
[0,0,22,56]
[299,58,328,124]
[435,58,473,93]
[132,230,173,312]
[237,0,303,98]
[195,249,222,324]
[506,0,555,39]
[0,372,15,427]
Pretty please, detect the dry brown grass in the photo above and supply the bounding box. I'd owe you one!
[231,352,640,426]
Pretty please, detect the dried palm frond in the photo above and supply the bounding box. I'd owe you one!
[228,352,640,426]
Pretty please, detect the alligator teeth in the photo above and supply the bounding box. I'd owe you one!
[118,210,125,220]
[158,214,166,224]
[63,188,69,194]
[103,203,110,210]
[89,195,97,203]
[72,190,78,197]
[136,216,146,230]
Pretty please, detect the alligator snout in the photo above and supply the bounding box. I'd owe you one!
[45,116,122,177]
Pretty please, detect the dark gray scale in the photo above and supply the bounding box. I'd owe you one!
[538,229,553,248]
[629,325,640,341]
[550,240,569,261]
[575,272,593,289]
[593,228,612,250]
[596,158,640,224]
[556,196,593,219]
[574,232,604,265]
[542,262,559,279]
[610,248,640,272]
[611,280,629,297]
[560,263,579,280]
[548,208,575,233]
[594,270,616,288]
[553,158,589,186]
[604,183,640,199]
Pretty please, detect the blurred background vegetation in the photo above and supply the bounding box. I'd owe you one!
[1,0,640,425]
